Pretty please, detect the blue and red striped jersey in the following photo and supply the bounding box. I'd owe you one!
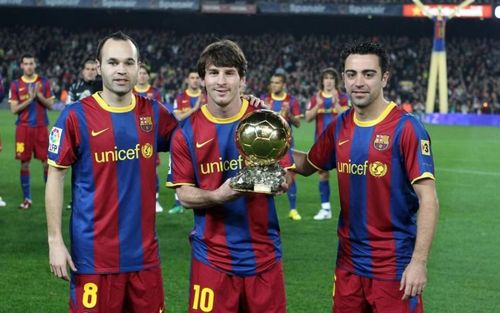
[173,89,206,114]
[9,75,54,127]
[133,84,162,103]
[48,93,177,274]
[167,99,293,276]
[307,102,435,281]
[261,92,301,125]
[306,91,348,141]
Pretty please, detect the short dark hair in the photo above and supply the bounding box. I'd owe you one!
[197,40,247,79]
[319,67,340,91]
[187,68,199,76]
[139,64,151,76]
[340,41,390,74]
[95,31,140,62]
[20,53,35,64]
[82,59,97,68]
[271,73,286,84]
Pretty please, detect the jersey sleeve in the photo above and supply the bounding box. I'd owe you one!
[42,78,54,99]
[400,117,435,184]
[306,96,316,111]
[166,128,196,187]
[48,107,79,168]
[8,81,19,103]
[290,97,301,117]
[157,101,179,152]
[307,121,337,171]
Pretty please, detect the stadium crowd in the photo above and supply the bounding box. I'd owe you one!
[1,26,499,114]
[228,0,494,4]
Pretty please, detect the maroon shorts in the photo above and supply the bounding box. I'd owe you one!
[333,267,423,313]
[69,267,165,313]
[15,125,48,161]
[189,258,286,313]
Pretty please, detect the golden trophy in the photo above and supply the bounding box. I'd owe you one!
[230,109,292,194]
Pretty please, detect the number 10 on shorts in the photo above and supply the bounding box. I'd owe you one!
[192,284,214,312]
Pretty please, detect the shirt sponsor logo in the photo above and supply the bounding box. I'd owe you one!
[94,143,153,163]
[337,159,388,178]
[373,134,390,151]
[200,155,244,175]
[48,127,63,153]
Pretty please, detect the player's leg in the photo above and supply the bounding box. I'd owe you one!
[189,258,241,313]
[124,267,165,313]
[34,126,49,182]
[366,278,423,313]
[287,172,301,221]
[314,170,332,220]
[332,267,369,313]
[69,273,127,313]
[16,125,32,208]
[242,261,286,313]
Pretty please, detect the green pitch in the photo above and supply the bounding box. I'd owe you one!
[0,110,499,312]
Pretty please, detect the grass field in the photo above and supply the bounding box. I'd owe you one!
[0,109,499,312]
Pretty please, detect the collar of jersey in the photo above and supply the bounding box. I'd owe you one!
[21,75,38,83]
[186,89,201,97]
[321,91,333,98]
[271,92,287,101]
[201,99,249,124]
[134,84,150,93]
[354,101,396,127]
[92,92,136,113]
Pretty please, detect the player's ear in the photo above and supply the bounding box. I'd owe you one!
[96,59,102,76]
[381,71,390,88]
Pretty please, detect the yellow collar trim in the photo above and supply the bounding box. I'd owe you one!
[186,89,202,97]
[21,75,38,83]
[201,99,249,124]
[321,91,333,98]
[134,84,150,93]
[354,102,396,127]
[271,92,287,101]
[92,93,136,113]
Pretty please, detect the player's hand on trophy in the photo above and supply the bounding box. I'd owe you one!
[242,94,269,109]
[215,178,244,203]
[49,240,77,281]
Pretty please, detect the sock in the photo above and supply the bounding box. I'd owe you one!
[21,168,31,200]
[287,180,297,210]
[321,202,331,211]
[319,180,330,204]
[174,193,181,207]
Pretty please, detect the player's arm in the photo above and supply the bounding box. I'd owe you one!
[292,149,317,176]
[45,165,76,280]
[305,94,321,122]
[9,83,36,114]
[66,85,75,105]
[176,179,242,209]
[400,178,439,300]
[35,82,54,109]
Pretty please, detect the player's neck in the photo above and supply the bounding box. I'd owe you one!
[100,89,133,107]
[321,89,334,97]
[207,97,242,119]
[354,97,389,122]
[187,88,201,96]
[272,91,285,98]
[135,84,150,92]
[22,73,36,81]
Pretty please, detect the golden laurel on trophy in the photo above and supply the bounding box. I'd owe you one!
[230,109,292,194]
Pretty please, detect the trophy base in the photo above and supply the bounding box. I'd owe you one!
[230,164,285,194]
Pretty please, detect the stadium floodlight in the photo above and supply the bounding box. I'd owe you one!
[412,0,475,113]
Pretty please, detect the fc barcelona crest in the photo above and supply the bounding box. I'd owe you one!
[373,134,390,151]
[139,116,153,132]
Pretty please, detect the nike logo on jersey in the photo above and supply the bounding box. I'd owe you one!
[339,139,350,146]
[196,138,214,148]
[91,128,110,137]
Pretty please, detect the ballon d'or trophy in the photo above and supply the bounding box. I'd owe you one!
[230,110,292,194]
